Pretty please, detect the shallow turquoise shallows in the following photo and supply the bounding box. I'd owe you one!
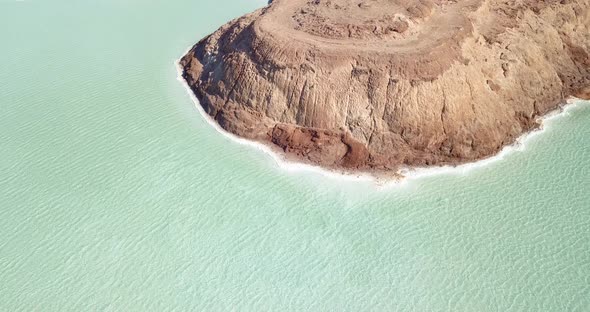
[1,0,589,311]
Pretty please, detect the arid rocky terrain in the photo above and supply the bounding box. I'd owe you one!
[180,0,590,174]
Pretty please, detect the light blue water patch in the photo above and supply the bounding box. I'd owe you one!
[0,0,589,311]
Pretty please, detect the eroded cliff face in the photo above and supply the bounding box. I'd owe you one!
[180,0,590,173]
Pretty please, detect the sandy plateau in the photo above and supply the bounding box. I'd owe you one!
[180,0,590,176]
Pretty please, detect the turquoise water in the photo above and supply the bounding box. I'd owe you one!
[1,0,589,310]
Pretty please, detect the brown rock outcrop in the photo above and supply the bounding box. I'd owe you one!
[180,0,590,174]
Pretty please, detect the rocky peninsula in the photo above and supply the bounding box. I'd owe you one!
[180,0,590,175]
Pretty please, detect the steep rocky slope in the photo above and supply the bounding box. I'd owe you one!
[180,0,590,174]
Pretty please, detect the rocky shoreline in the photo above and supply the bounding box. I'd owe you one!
[180,0,590,175]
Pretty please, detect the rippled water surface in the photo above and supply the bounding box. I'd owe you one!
[1,0,589,310]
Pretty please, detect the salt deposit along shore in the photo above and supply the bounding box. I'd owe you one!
[177,58,589,185]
